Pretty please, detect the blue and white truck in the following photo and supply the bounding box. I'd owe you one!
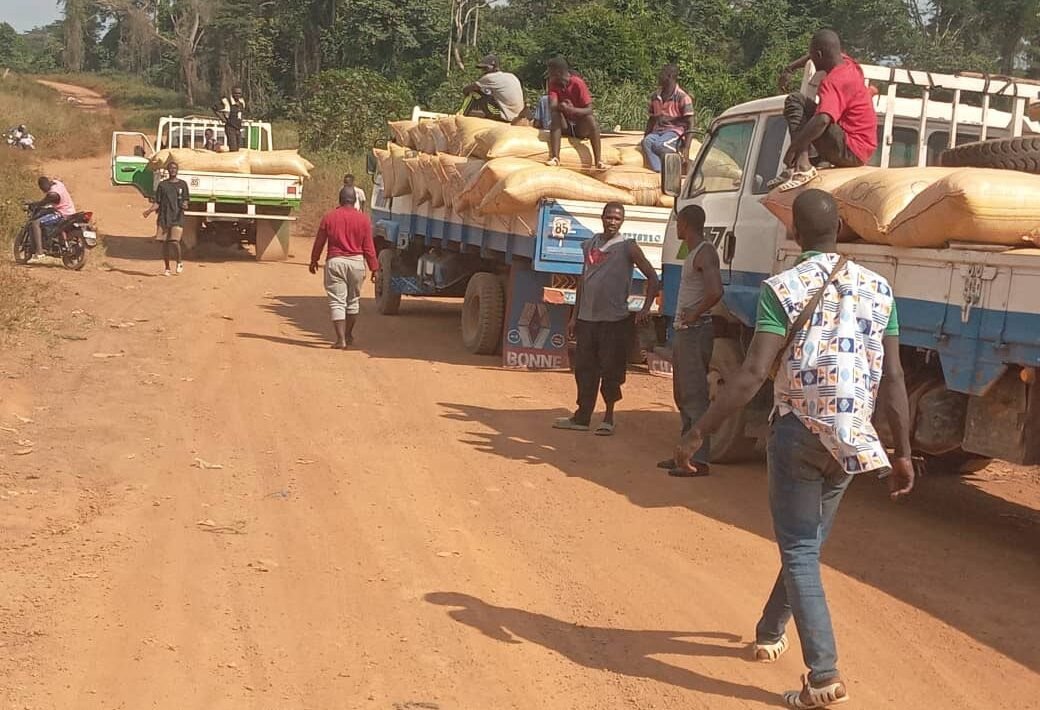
[659,64,1040,470]
[368,110,672,369]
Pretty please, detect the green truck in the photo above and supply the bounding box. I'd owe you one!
[110,116,302,260]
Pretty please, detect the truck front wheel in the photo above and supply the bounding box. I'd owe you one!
[375,248,402,315]
[708,337,757,463]
[462,272,505,355]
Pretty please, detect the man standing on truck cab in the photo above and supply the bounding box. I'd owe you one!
[674,190,914,709]
[309,187,380,350]
[553,202,660,436]
[217,87,246,152]
[642,64,695,173]
[546,57,606,170]
[461,54,526,124]
[341,174,367,212]
[771,29,877,191]
[143,161,190,277]
[656,205,723,477]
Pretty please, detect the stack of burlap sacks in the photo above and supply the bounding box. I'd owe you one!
[372,115,694,218]
[763,166,1040,248]
[148,148,315,178]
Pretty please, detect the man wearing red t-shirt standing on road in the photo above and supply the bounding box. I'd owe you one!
[310,188,380,350]
[772,29,877,192]
[546,56,606,170]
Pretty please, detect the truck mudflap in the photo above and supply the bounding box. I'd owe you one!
[503,261,571,370]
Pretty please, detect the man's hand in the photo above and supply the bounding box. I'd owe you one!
[308,262,319,275]
[886,457,915,501]
[370,269,379,283]
[635,307,652,326]
[778,70,794,93]
[566,318,577,341]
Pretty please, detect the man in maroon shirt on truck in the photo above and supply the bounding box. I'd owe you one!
[310,187,380,349]
[772,29,878,191]
[546,56,606,170]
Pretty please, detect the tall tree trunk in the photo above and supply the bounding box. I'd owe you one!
[63,0,86,71]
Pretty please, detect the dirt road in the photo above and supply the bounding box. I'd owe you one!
[1,137,1038,709]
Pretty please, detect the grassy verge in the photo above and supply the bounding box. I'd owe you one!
[0,75,115,160]
[0,138,44,334]
[297,151,371,238]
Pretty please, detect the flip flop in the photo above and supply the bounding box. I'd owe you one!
[669,463,710,477]
[777,167,819,192]
[594,422,615,436]
[656,458,676,470]
[553,417,590,431]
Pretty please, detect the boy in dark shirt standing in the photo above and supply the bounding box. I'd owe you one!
[144,161,190,276]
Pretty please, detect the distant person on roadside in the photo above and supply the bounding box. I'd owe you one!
[341,173,367,212]
[461,54,526,124]
[28,176,77,263]
[642,64,695,173]
[310,187,380,350]
[143,161,190,277]
[553,202,659,436]
[771,29,877,191]
[546,57,606,170]
[674,189,914,709]
[203,128,220,152]
[216,87,246,152]
[656,205,723,477]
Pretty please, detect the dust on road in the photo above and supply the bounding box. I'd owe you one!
[0,136,1037,709]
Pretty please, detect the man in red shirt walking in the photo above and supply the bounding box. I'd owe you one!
[310,188,380,349]
[772,29,878,191]
[546,56,606,170]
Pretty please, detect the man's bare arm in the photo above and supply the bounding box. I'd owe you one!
[878,336,912,459]
[681,247,723,323]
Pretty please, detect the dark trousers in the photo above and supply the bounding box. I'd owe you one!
[463,92,510,123]
[673,320,714,464]
[226,126,242,152]
[784,93,864,168]
[573,317,633,425]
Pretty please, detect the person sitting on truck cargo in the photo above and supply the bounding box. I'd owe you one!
[461,54,526,124]
[655,205,723,477]
[309,187,380,350]
[203,128,220,152]
[553,202,660,436]
[216,87,246,152]
[642,64,695,173]
[341,174,367,212]
[143,161,190,277]
[770,29,877,192]
[674,189,914,709]
[545,57,606,170]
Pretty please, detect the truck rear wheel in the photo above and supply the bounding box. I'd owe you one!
[375,248,401,315]
[709,338,756,464]
[462,272,505,355]
[940,136,1040,173]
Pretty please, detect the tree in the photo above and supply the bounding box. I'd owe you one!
[298,68,413,153]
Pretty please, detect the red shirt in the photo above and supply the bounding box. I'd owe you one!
[311,206,379,272]
[549,73,593,109]
[816,56,877,163]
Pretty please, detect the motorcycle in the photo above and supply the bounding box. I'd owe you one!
[13,203,97,271]
[5,128,35,150]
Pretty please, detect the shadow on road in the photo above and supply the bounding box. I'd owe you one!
[425,592,779,705]
[102,234,257,263]
[438,402,1040,674]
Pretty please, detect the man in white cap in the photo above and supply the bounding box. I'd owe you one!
[461,54,525,123]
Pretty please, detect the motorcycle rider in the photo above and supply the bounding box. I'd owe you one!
[29,176,77,264]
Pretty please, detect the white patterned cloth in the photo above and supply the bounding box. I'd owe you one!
[765,253,895,474]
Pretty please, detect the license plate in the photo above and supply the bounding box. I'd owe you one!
[82,229,98,247]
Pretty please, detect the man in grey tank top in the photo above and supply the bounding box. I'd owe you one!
[553,202,660,435]
[658,205,723,476]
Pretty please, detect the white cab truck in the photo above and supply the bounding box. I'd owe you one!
[111,116,302,260]
[660,64,1040,471]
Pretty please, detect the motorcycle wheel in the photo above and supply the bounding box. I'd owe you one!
[61,234,88,271]
[13,226,32,265]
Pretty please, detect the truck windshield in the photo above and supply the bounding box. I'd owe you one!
[687,120,754,197]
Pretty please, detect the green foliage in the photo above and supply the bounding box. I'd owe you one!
[297,68,413,153]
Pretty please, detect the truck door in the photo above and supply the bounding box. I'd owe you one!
[111,131,155,198]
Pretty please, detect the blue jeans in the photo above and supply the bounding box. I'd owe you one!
[642,130,680,172]
[756,413,853,684]
[672,320,714,464]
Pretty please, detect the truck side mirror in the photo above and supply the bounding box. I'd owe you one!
[365,151,378,177]
[661,153,683,197]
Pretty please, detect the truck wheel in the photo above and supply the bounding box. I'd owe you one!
[940,136,1040,173]
[462,272,505,355]
[375,248,401,315]
[708,338,756,464]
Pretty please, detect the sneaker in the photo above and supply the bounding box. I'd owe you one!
[28,254,47,264]
[163,268,172,277]
[545,157,560,167]
[176,262,184,275]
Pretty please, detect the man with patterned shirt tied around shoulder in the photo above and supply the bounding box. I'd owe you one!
[310,188,380,350]
[772,29,878,191]
[674,190,914,709]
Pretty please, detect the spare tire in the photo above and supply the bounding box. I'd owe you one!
[940,136,1040,174]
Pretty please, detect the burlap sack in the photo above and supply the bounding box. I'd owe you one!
[597,166,662,207]
[832,167,958,243]
[374,143,414,197]
[389,120,417,148]
[477,166,635,215]
[480,125,622,166]
[761,167,877,239]
[454,157,543,213]
[148,148,250,174]
[437,155,485,211]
